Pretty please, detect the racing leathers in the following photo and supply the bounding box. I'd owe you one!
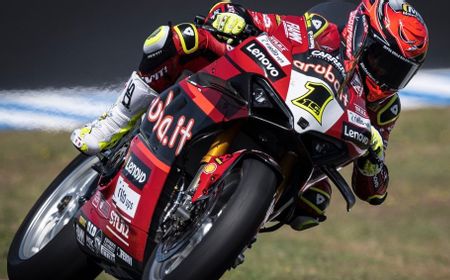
[205,2,395,223]
[71,2,397,231]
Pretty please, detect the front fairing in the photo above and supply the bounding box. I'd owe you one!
[286,50,372,160]
[140,79,248,166]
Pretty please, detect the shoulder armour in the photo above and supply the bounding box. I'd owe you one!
[376,93,401,126]
[304,12,329,38]
[173,23,199,55]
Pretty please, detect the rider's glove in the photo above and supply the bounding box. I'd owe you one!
[212,12,246,44]
[357,126,384,176]
[353,126,388,205]
[352,164,389,205]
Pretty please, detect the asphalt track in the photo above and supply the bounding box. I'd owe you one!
[1,69,449,131]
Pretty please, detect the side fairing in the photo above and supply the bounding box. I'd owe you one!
[285,69,344,134]
[140,80,248,166]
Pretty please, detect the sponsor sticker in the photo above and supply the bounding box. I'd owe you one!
[122,153,150,189]
[109,210,130,240]
[147,90,195,156]
[100,245,115,262]
[402,3,419,17]
[263,14,272,28]
[142,66,168,84]
[283,21,302,44]
[78,215,87,227]
[203,163,217,174]
[338,90,350,107]
[75,224,85,245]
[310,50,345,76]
[102,237,117,253]
[342,122,370,148]
[117,247,133,266]
[98,197,111,219]
[113,176,141,218]
[241,41,286,82]
[94,229,103,253]
[256,35,291,67]
[87,221,97,237]
[86,235,95,252]
[350,74,364,97]
[268,35,288,51]
[348,111,371,129]
[354,104,367,116]
[293,59,342,92]
[122,81,135,110]
[91,191,101,208]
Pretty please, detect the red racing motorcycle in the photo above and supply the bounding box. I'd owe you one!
[8,15,371,280]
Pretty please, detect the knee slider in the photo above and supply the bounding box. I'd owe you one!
[140,25,176,72]
[143,25,171,55]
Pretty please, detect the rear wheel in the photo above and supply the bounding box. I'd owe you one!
[144,158,278,280]
[7,154,102,280]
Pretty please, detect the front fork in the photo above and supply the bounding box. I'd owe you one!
[186,124,242,196]
[192,123,294,205]
[201,124,242,163]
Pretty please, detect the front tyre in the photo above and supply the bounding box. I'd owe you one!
[144,158,278,280]
[7,154,102,280]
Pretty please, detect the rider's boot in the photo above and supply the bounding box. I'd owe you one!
[71,71,158,155]
[289,179,332,231]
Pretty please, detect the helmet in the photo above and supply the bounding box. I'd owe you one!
[352,0,429,101]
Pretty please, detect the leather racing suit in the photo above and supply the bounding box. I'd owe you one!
[76,2,397,230]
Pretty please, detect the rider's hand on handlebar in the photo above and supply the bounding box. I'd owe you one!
[357,126,384,177]
[212,12,246,44]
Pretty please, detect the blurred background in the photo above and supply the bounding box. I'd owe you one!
[1,0,449,279]
[1,0,449,89]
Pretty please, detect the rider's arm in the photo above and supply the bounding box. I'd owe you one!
[137,23,228,92]
[206,2,341,52]
[207,1,281,34]
[352,93,401,205]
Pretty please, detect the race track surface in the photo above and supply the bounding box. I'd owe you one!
[1,69,449,131]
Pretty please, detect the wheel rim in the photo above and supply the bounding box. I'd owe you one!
[18,156,99,260]
[149,170,241,279]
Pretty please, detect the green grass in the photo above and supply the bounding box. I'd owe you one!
[1,108,450,280]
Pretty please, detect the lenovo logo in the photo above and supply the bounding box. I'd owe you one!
[342,122,370,149]
[123,153,150,189]
[242,41,286,82]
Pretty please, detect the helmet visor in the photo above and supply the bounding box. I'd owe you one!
[360,36,420,90]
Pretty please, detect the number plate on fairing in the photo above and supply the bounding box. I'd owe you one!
[286,70,344,134]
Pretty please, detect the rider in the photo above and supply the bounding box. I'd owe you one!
[71,0,429,230]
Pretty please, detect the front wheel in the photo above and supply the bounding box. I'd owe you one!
[7,154,102,280]
[144,158,278,280]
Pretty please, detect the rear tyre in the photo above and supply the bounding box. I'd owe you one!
[144,158,278,280]
[7,154,102,280]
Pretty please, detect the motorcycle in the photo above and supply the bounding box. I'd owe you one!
[7,15,371,280]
